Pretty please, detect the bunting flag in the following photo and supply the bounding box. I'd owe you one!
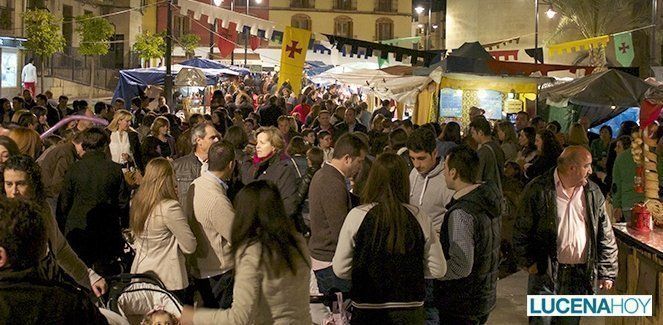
[280,26,311,95]
[217,20,238,58]
[548,35,610,57]
[483,36,521,50]
[250,36,261,51]
[324,34,439,67]
[378,56,389,68]
[525,48,544,63]
[489,50,519,61]
[613,32,634,67]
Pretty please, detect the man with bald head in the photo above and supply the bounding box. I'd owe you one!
[514,146,618,325]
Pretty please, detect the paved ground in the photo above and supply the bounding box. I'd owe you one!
[489,270,605,325]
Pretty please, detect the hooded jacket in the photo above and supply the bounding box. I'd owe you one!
[435,182,502,318]
[409,159,455,234]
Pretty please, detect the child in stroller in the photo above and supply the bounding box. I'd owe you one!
[101,273,183,325]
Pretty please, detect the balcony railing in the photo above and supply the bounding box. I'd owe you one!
[43,47,122,91]
[290,0,315,9]
[374,0,397,13]
[333,0,356,11]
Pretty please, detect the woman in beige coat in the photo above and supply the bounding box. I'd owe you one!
[181,180,311,325]
[130,157,196,301]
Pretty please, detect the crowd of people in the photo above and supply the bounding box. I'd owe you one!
[0,74,626,325]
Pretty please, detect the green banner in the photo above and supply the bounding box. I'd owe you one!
[613,32,634,67]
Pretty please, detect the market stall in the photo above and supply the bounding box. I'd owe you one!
[608,85,663,324]
[174,67,208,117]
[112,64,240,110]
[538,69,653,132]
[436,72,549,126]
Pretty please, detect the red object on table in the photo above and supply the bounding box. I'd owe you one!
[634,166,644,193]
[631,203,652,233]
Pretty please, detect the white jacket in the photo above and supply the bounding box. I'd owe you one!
[22,63,37,83]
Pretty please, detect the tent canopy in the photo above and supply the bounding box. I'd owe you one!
[179,58,251,75]
[539,69,652,108]
[540,69,653,128]
[310,67,401,86]
[112,64,239,108]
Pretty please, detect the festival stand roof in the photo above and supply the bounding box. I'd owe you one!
[179,58,251,75]
[539,69,653,127]
[112,64,239,108]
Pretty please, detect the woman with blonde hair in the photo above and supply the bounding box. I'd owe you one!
[130,157,196,301]
[141,116,176,164]
[240,126,300,219]
[566,122,590,148]
[107,109,143,171]
[496,121,519,161]
[8,127,42,159]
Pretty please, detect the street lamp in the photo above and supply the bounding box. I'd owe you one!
[534,1,556,64]
[414,2,433,51]
[213,0,223,6]
[545,6,557,19]
[243,0,263,67]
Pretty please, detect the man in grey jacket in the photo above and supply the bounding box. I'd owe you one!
[407,127,454,325]
[407,127,455,234]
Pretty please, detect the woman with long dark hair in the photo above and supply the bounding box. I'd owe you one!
[524,129,563,181]
[181,180,311,324]
[333,153,446,324]
[437,121,461,159]
[516,127,537,167]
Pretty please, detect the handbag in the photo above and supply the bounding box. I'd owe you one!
[323,292,350,325]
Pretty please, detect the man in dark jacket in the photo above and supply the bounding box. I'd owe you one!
[514,146,618,325]
[257,95,282,127]
[0,199,108,324]
[334,106,367,138]
[436,145,501,324]
[308,134,367,298]
[57,127,129,270]
[173,123,219,204]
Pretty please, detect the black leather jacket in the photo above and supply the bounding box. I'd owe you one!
[513,169,618,293]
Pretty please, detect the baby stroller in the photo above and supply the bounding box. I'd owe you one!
[102,273,183,325]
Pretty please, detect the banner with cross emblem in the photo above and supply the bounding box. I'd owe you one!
[613,32,634,67]
[279,26,311,95]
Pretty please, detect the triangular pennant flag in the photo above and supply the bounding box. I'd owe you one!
[613,32,634,67]
[250,36,260,51]
[378,56,389,68]
[217,20,237,58]
[525,48,544,63]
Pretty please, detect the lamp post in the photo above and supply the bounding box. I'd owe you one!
[415,1,434,51]
[165,0,173,107]
[534,1,556,64]
[244,0,263,67]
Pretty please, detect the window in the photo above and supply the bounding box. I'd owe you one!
[334,16,353,38]
[375,18,393,41]
[375,0,396,12]
[290,0,315,8]
[333,0,356,11]
[173,15,190,38]
[291,14,312,31]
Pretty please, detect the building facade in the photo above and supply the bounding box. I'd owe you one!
[269,0,413,42]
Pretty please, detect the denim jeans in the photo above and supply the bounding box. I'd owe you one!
[194,271,234,309]
[314,266,352,296]
[527,265,590,325]
[424,279,439,325]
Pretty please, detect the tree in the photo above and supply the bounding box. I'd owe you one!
[548,0,649,69]
[76,14,115,96]
[133,31,165,67]
[23,9,66,94]
[179,33,201,59]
